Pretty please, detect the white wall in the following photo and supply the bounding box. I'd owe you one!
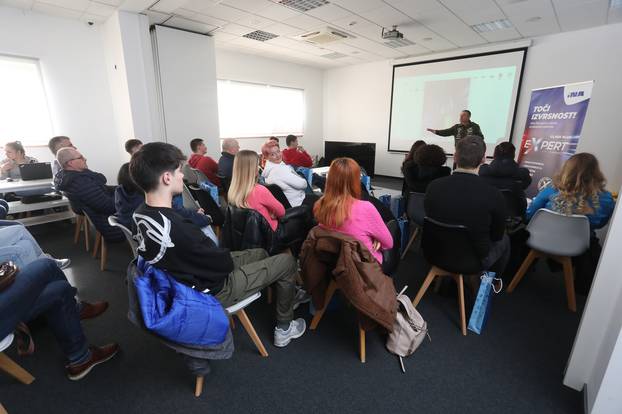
[0,6,120,182]
[215,50,324,159]
[324,22,622,191]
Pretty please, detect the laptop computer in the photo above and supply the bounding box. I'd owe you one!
[19,162,53,181]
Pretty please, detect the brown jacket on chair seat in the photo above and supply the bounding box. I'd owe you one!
[300,226,397,331]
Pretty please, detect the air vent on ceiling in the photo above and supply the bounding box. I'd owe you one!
[384,38,415,48]
[275,0,330,12]
[471,18,512,33]
[296,27,351,44]
[243,30,279,42]
[321,52,347,59]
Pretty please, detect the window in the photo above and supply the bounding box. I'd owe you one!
[217,80,304,139]
[0,55,53,146]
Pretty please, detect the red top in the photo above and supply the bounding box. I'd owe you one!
[188,154,221,187]
[246,184,285,231]
[282,147,312,168]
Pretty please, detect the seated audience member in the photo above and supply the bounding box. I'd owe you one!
[0,258,118,380]
[129,142,306,347]
[0,224,70,269]
[403,144,451,194]
[400,140,426,196]
[282,135,313,168]
[54,148,124,242]
[479,142,531,215]
[188,138,221,187]
[228,150,285,231]
[124,139,143,156]
[261,140,314,208]
[314,158,393,264]
[218,138,240,193]
[260,137,280,169]
[115,162,210,230]
[425,136,510,274]
[48,136,75,176]
[1,141,38,180]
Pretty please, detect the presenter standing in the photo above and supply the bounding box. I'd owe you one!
[427,110,484,147]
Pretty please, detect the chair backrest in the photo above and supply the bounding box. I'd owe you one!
[108,215,138,258]
[526,208,590,256]
[187,185,225,226]
[181,164,199,185]
[222,206,272,251]
[381,219,401,276]
[500,188,524,219]
[421,217,482,274]
[182,184,200,210]
[264,184,292,209]
[406,192,425,226]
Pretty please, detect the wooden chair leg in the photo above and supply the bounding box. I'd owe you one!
[412,267,438,307]
[0,352,35,385]
[266,286,273,304]
[84,219,90,252]
[400,226,419,260]
[228,315,236,329]
[92,232,101,259]
[100,239,107,271]
[507,249,539,292]
[358,323,366,363]
[194,375,204,397]
[236,309,268,357]
[73,216,82,244]
[0,402,7,414]
[310,280,338,330]
[561,256,577,312]
[457,275,467,336]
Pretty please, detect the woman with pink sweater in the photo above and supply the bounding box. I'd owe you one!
[313,158,393,263]
[227,150,285,231]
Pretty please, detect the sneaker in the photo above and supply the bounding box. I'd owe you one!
[79,301,109,320]
[274,318,306,347]
[292,287,311,310]
[66,343,119,381]
[55,258,71,270]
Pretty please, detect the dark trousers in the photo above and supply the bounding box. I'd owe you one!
[482,234,511,275]
[0,258,88,363]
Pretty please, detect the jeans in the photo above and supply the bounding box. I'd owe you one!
[0,258,88,364]
[0,224,46,268]
[482,234,511,275]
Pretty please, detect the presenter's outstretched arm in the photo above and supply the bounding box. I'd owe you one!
[427,126,456,137]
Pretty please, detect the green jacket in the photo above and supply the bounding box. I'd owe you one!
[435,122,484,145]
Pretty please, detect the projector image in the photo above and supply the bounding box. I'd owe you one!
[382,26,404,40]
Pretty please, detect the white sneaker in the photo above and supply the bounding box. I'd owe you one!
[55,258,71,269]
[274,318,306,347]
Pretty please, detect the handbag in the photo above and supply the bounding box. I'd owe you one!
[468,272,502,334]
[134,257,229,346]
[0,261,18,292]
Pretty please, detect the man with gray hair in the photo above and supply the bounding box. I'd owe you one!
[218,138,240,193]
[48,135,75,176]
[54,147,123,242]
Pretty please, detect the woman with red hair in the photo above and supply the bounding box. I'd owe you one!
[313,158,393,263]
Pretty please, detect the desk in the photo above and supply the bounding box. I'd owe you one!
[7,197,74,227]
[0,179,54,193]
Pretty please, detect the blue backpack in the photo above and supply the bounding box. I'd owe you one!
[134,257,229,346]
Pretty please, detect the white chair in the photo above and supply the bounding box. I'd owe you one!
[108,216,138,259]
[507,208,591,312]
[0,334,35,385]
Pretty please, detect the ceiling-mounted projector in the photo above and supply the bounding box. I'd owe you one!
[381,26,404,40]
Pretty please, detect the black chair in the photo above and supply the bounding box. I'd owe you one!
[401,192,425,259]
[186,184,225,227]
[412,217,483,336]
[499,188,526,232]
[264,184,292,209]
[381,219,401,276]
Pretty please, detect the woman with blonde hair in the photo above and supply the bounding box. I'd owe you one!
[228,149,285,231]
[1,141,38,180]
[313,157,393,264]
[527,152,614,229]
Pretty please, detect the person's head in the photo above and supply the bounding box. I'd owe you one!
[459,110,472,124]
[552,153,606,215]
[190,138,207,155]
[48,136,74,155]
[269,136,280,146]
[454,135,486,170]
[261,140,282,164]
[228,150,260,208]
[222,138,240,156]
[313,157,361,228]
[130,142,186,196]
[117,162,141,194]
[124,139,143,155]
[415,144,447,167]
[286,134,298,148]
[493,142,515,160]
[4,141,26,161]
[405,140,426,163]
[57,147,87,172]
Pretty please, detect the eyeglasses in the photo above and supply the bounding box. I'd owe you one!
[68,156,85,162]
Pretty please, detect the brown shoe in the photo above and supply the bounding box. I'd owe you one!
[66,343,119,381]
[79,301,109,320]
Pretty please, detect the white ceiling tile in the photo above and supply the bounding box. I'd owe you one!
[220,22,255,35]
[268,36,305,48]
[393,43,431,56]
[553,0,608,31]
[0,0,34,9]
[182,1,247,21]
[209,29,237,42]
[479,27,522,42]
[305,3,351,22]
[81,11,107,22]
[33,1,83,17]
[221,0,272,14]
[234,12,274,29]
[449,6,507,26]
[119,0,153,12]
[344,20,383,38]
[150,0,187,14]
[399,23,456,48]
[385,0,445,18]
[142,9,171,24]
[282,13,325,29]
[262,22,305,36]
[331,0,384,14]
[175,9,227,27]
[96,0,121,5]
[86,0,115,16]
[37,0,89,11]
[497,0,560,36]
[358,4,414,27]
[255,3,300,20]
[414,8,487,46]
[163,16,217,33]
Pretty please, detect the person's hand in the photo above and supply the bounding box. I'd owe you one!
[372,240,381,251]
[196,208,205,215]
[426,128,435,133]
[0,161,13,172]
[297,146,304,152]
